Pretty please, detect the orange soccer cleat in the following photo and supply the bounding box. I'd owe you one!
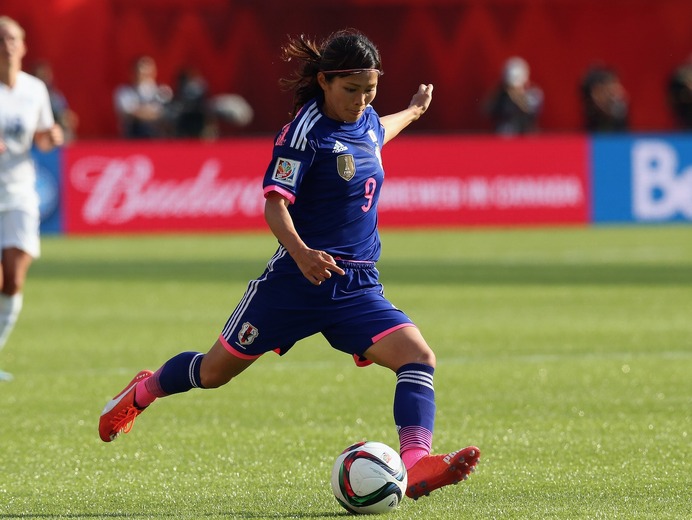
[405,446,481,500]
[99,370,153,442]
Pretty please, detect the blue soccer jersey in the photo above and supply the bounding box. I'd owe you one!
[263,98,386,262]
[218,98,416,365]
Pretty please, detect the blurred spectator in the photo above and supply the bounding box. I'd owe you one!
[667,55,692,130]
[167,66,254,139]
[113,55,173,138]
[580,65,629,132]
[484,56,543,135]
[208,93,254,136]
[170,67,212,138]
[32,60,78,142]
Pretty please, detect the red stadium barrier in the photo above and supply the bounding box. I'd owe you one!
[63,136,589,234]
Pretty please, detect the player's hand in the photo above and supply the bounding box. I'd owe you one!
[408,83,433,119]
[0,139,5,154]
[34,124,64,150]
[293,248,346,286]
[48,124,65,147]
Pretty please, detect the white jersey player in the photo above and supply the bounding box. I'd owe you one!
[0,16,64,381]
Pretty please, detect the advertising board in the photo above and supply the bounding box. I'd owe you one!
[592,135,692,223]
[380,136,589,227]
[33,147,62,234]
[62,136,590,234]
[64,141,269,233]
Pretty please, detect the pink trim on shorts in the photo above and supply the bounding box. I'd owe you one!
[218,334,263,360]
[353,354,373,367]
[264,185,296,204]
[371,323,416,344]
[355,324,417,368]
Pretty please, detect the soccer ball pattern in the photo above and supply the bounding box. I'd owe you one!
[331,441,408,515]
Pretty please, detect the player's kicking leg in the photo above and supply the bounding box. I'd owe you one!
[99,341,257,442]
[405,446,480,500]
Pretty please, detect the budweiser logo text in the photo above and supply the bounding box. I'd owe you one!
[69,155,265,224]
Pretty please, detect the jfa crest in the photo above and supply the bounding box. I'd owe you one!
[238,322,259,346]
[337,154,356,181]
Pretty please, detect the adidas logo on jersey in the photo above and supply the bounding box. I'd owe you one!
[332,140,348,153]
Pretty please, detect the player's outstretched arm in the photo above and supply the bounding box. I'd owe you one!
[380,83,433,145]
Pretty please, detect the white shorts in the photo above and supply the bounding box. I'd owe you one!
[0,209,41,259]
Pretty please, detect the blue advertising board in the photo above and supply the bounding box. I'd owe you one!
[32,147,62,234]
[592,135,692,223]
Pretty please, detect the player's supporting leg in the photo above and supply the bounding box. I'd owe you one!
[394,364,480,499]
[0,293,22,381]
[395,362,436,468]
[365,327,481,499]
[99,351,205,442]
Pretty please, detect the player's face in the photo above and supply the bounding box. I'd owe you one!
[319,71,379,123]
[0,23,26,70]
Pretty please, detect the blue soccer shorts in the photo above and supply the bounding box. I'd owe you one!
[218,247,415,366]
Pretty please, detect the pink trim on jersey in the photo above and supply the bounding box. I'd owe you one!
[371,323,416,344]
[218,334,263,360]
[264,185,296,204]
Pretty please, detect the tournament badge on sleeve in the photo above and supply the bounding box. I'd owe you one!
[272,158,300,187]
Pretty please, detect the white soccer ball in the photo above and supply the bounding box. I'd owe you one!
[331,441,408,515]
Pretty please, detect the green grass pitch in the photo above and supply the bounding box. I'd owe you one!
[0,226,690,519]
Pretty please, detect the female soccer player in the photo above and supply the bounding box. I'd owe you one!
[99,29,480,500]
[0,16,64,381]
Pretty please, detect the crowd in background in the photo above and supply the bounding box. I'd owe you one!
[483,53,692,136]
[29,53,692,141]
[484,57,627,136]
[112,55,254,140]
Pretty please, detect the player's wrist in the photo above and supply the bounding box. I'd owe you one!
[407,104,425,121]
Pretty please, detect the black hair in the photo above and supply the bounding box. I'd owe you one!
[279,29,382,117]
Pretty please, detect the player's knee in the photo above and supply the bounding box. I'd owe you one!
[415,347,436,368]
[1,279,22,296]
[1,267,28,296]
[402,338,437,368]
[200,372,231,388]
[199,366,233,388]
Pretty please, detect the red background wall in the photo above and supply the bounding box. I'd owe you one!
[4,0,692,138]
